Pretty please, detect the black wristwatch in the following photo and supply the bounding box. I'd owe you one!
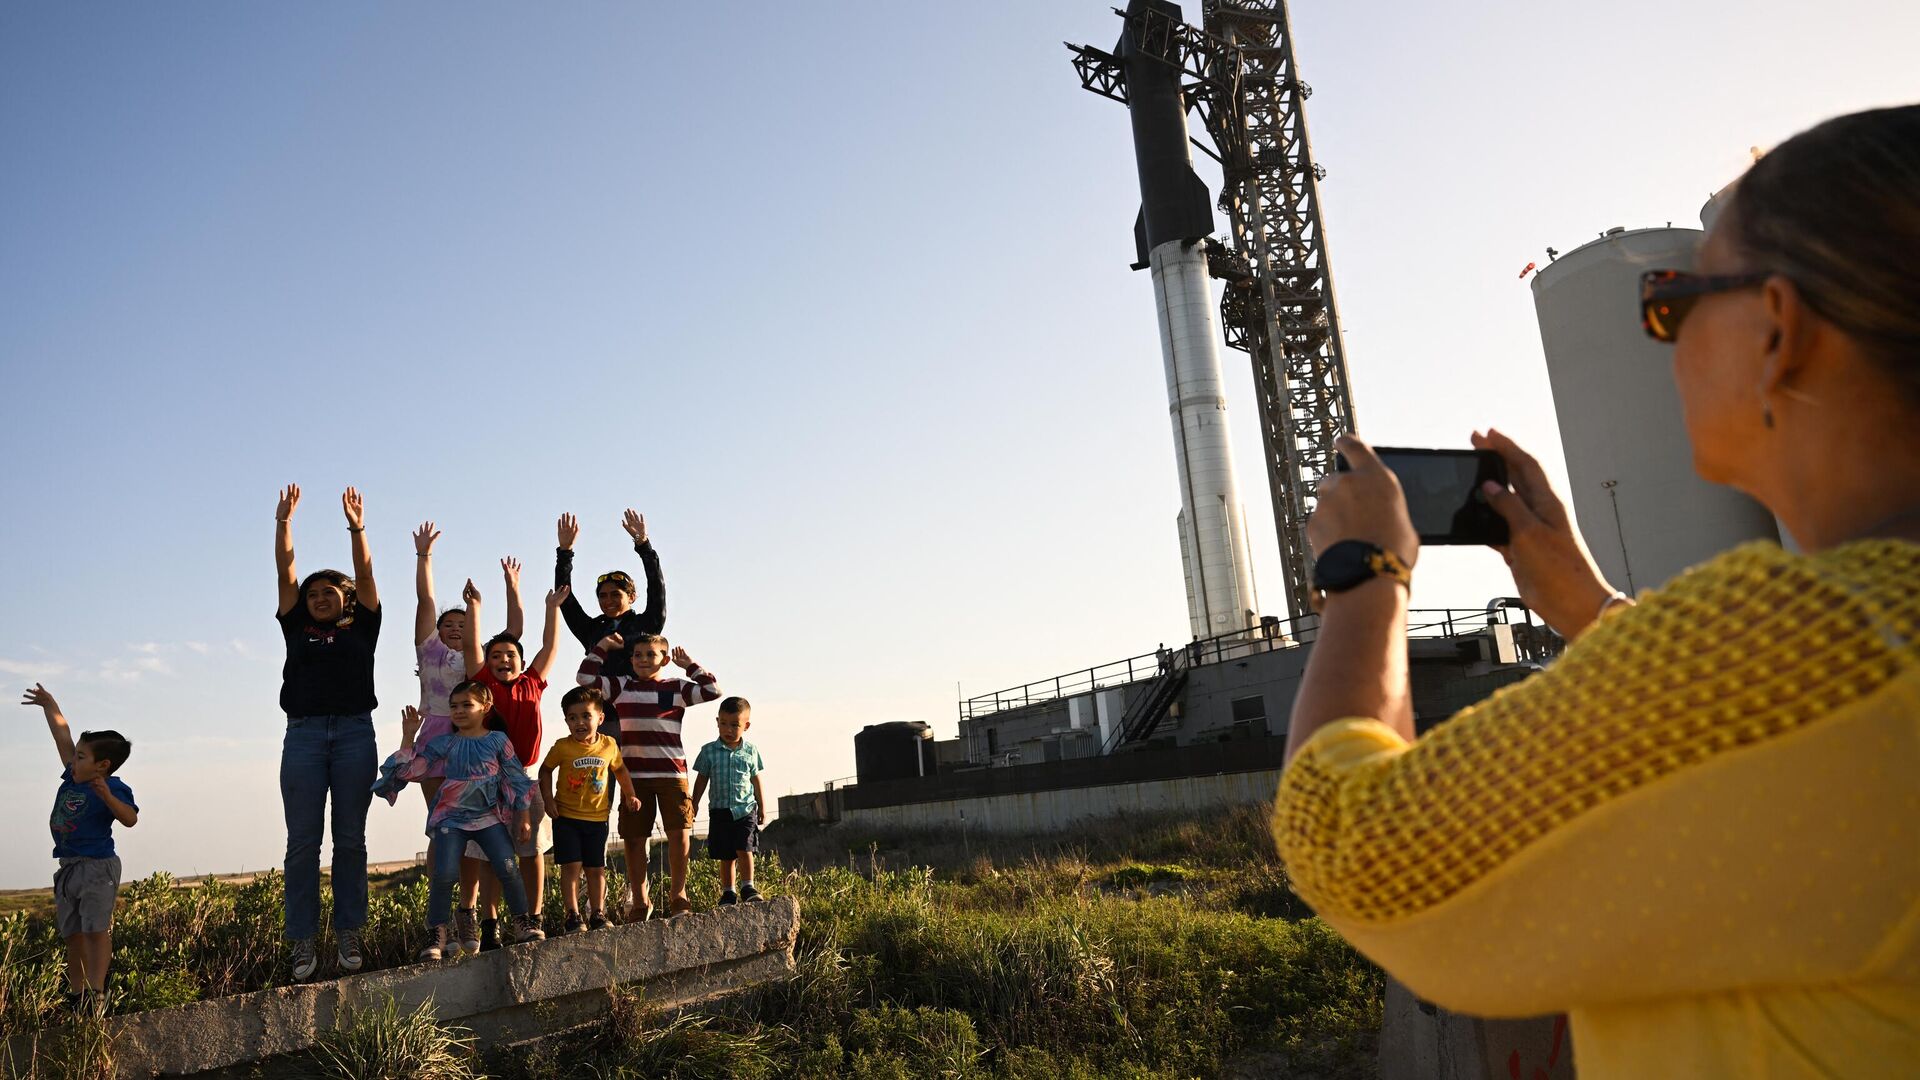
[1312,540,1412,594]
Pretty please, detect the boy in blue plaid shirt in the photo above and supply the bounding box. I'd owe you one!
[689,697,766,905]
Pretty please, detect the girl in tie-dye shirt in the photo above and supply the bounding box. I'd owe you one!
[372,682,545,959]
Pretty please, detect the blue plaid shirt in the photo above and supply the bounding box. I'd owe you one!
[692,738,764,819]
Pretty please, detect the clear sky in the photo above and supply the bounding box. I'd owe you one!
[2,2,1913,888]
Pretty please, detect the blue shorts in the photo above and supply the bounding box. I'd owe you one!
[706,808,760,861]
[550,816,610,868]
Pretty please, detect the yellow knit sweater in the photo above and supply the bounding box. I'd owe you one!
[1273,540,1920,1078]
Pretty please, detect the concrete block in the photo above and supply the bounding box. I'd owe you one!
[13,898,798,1079]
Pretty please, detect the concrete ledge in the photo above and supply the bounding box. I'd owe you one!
[1377,978,1572,1080]
[30,898,798,1079]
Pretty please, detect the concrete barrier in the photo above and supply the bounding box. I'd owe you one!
[18,898,798,1079]
[836,769,1286,834]
[1377,979,1572,1080]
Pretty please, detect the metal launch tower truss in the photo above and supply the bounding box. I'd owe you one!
[1070,1,1357,621]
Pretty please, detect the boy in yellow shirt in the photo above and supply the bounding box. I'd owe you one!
[538,687,640,932]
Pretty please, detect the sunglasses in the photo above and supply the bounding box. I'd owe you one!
[1639,269,1771,343]
[595,572,633,587]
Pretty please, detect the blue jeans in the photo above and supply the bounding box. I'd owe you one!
[280,713,376,940]
[429,823,528,926]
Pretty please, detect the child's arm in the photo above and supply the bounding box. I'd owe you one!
[500,743,535,844]
[611,757,641,811]
[20,684,76,767]
[751,773,766,826]
[461,579,484,677]
[502,557,525,641]
[515,808,532,846]
[372,708,432,804]
[623,509,667,631]
[554,513,596,647]
[343,488,379,611]
[88,776,138,828]
[689,772,709,822]
[670,648,721,704]
[413,521,441,647]
[527,586,569,681]
[275,484,301,616]
[538,762,559,821]
[577,633,622,690]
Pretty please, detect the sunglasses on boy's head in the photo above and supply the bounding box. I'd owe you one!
[1639,269,1772,343]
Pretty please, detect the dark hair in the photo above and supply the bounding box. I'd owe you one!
[560,685,607,715]
[596,571,637,599]
[436,608,465,631]
[630,633,669,656]
[718,696,751,717]
[298,570,357,621]
[450,680,493,711]
[1726,105,1920,404]
[80,730,132,773]
[483,633,524,662]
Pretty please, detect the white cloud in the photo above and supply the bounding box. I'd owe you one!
[0,657,68,678]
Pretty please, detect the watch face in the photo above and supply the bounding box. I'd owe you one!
[1312,542,1376,593]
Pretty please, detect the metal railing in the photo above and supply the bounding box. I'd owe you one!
[960,606,1557,723]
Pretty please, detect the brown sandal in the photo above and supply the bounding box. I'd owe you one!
[667,896,693,918]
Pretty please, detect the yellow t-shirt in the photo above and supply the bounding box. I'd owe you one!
[1273,539,1920,1078]
[540,734,622,822]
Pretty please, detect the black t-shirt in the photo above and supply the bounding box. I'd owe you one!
[278,602,382,717]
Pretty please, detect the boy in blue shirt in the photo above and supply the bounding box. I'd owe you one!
[21,684,138,1014]
[689,697,766,906]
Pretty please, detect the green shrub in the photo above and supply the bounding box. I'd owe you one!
[303,994,478,1080]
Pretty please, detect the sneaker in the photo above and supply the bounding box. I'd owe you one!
[454,907,481,955]
[289,938,319,983]
[335,928,364,973]
[479,918,501,952]
[739,883,764,903]
[512,913,546,944]
[563,911,585,935]
[717,890,738,907]
[419,924,449,962]
[586,911,610,931]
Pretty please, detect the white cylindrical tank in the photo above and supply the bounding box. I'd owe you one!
[1149,237,1260,638]
[1530,227,1779,595]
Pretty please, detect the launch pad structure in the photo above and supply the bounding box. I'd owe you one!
[1069,0,1357,624]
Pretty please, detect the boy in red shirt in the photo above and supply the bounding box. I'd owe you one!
[457,579,567,951]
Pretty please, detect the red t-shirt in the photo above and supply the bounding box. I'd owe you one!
[473,666,546,768]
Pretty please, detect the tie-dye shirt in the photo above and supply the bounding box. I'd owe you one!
[372,731,533,832]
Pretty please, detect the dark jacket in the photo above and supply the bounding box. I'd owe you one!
[554,541,665,678]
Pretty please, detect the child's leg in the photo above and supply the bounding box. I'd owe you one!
[718,856,736,892]
[585,867,606,915]
[474,825,531,917]
[617,797,654,916]
[427,830,463,927]
[81,931,112,992]
[736,850,754,887]
[560,861,582,915]
[63,936,88,992]
[467,856,493,919]
[519,799,546,915]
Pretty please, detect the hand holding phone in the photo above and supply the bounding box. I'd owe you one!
[1336,446,1510,546]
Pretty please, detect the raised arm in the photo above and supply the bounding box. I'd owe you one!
[528,586,569,680]
[502,557,525,640]
[577,632,622,693]
[670,647,721,704]
[20,684,76,767]
[623,510,667,632]
[554,513,595,646]
[343,488,379,612]
[413,521,441,647]
[461,579,484,677]
[275,485,301,616]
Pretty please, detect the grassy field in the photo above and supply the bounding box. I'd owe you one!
[3,803,1380,1079]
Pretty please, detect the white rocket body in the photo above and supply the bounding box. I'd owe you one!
[1149,238,1260,640]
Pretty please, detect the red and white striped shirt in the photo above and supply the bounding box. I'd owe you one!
[576,646,721,779]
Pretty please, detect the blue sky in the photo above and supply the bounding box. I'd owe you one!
[2,1,1913,887]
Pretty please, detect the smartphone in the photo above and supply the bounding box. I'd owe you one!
[1334,447,1510,546]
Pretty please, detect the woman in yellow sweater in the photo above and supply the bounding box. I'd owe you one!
[1272,105,1920,1077]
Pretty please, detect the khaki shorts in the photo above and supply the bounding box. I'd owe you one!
[54,856,121,938]
[465,796,551,861]
[619,776,692,838]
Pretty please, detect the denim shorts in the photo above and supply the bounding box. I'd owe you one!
[464,796,549,861]
[53,856,121,938]
[551,816,611,868]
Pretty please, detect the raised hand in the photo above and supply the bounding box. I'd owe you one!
[276,484,302,522]
[557,513,580,550]
[462,578,481,606]
[87,776,112,800]
[342,488,366,529]
[401,705,423,745]
[670,646,695,670]
[413,521,440,556]
[548,585,570,608]
[621,509,647,544]
[599,632,625,653]
[501,556,521,588]
[20,683,58,712]
[1471,428,1618,638]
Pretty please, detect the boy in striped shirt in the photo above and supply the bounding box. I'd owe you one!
[578,631,720,919]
